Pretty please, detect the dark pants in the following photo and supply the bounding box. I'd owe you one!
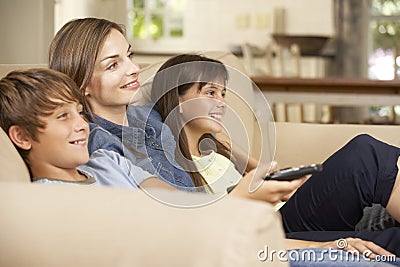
[280,134,400,255]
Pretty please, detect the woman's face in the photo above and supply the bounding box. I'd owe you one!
[85,29,141,115]
[178,81,227,136]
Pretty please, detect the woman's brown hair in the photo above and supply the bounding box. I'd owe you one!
[151,54,232,190]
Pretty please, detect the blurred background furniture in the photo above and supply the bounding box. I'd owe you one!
[252,76,400,124]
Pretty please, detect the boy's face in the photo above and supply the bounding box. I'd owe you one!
[28,101,90,170]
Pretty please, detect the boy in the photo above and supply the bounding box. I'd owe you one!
[0,68,173,190]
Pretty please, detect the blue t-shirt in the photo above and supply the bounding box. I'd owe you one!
[34,149,153,188]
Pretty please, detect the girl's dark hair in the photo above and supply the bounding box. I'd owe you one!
[151,54,232,190]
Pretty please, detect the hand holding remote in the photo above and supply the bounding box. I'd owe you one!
[264,164,323,181]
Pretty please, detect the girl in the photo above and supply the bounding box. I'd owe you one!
[151,53,400,256]
[150,54,242,193]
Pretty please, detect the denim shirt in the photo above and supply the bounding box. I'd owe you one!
[87,104,195,190]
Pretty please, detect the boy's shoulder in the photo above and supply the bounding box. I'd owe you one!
[81,149,153,188]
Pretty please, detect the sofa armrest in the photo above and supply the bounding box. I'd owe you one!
[0,127,30,183]
[0,183,288,267]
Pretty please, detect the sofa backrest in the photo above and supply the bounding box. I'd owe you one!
[0,64,47,78]
[0,127,30,183]
[274,122,400,167]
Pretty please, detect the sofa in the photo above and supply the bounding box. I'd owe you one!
[2,54,400,266]
[0,126,287,267]
[0,56,290,267]
[2,121,400,267]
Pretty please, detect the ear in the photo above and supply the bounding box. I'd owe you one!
[82,85,91,96]
[8,125,33,150]
[178,97,183,113]
[84,88,90,96]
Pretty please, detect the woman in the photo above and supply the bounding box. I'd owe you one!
[49,18,194,191]
[49,17,397,257]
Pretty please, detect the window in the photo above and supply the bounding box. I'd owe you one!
[368,0,400,80]
[127,0,185,41]
[366,0,400,123]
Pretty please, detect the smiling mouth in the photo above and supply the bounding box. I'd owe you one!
[69,140,87,146]
[121,80,140,90]
[209,113,223,121]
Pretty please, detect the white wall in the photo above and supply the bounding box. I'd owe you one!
[55,0,127,33]
[0,0,334,64]
[132,0,334,53]
[0,0,126,64]
[0,0,54,64]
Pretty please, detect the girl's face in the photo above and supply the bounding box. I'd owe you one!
[178,81,227,136]
[85,29,141,115]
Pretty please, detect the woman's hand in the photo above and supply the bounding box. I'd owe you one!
[286,238,395,259]
[323,238,394,259]
[230,162,307,204]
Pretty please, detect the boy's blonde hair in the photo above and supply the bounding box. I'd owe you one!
[0,68,84,161]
